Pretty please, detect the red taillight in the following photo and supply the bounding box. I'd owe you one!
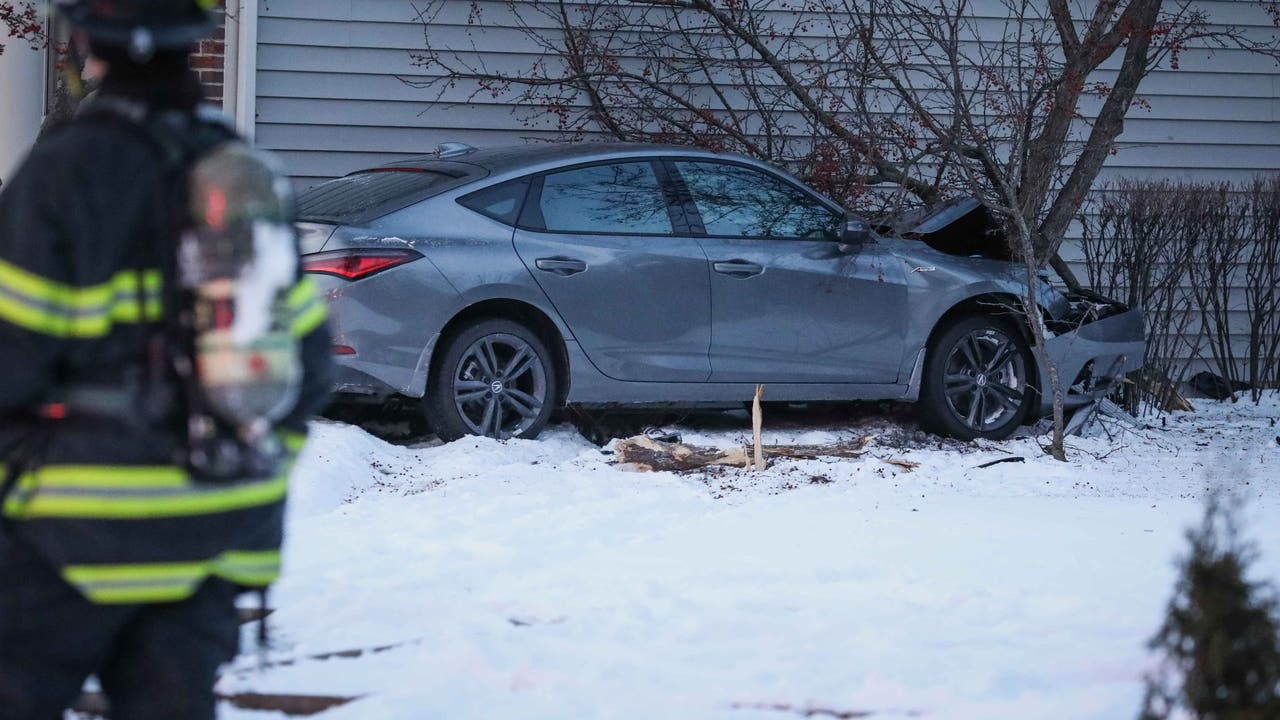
[331,345,357,356]
[301,248,423,280]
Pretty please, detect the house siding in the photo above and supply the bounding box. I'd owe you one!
[255,0,1280,189]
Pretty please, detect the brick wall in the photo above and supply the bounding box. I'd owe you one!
[192,12,226,108]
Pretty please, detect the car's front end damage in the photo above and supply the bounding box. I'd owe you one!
[1039,290,1146,415]
[891,197,1147,422]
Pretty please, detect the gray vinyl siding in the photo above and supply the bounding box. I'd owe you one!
[255,0,1280,188]
[256,0,1279,381]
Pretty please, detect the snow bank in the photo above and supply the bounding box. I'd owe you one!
[221,396,1280,720]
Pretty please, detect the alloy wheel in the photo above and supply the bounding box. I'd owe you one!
[452,333,548,439]
[942,327,1029,433]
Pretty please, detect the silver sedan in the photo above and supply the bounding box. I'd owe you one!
[296,143,1144,441]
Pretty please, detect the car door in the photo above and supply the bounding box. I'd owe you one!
[669,159,908,383]
[512,159,712,382]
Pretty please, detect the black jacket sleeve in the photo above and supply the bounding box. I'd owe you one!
[0,141,75,412]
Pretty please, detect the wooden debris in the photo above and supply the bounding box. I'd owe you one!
[613,435,749,472]
[251,639,421,671]
[884,458,920,472]
[221,692,361,715]
[74,691,359,718]
[751,384,765,471]
[612,435,878,472]
[730,701,874,718]
[975,456,1025,469]
[1147,378,1193,413]
[763,435,877,460]
[237,606,275,624]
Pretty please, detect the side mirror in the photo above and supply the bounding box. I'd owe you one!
[839,216,871,251]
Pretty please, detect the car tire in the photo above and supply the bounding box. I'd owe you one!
[919,315,1036,441]
[425,318,558,441]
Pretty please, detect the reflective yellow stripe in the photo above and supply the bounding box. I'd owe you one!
[0,259,160,309]
[284,278,327,337]
[85,585,197,604]
[63,549,282,604]
[65,562,207,603]
[4,471,287,519]
[0,259,162,337]
[278,430,308,454]
[33,466,187,489]
[215,549,282,586]
[0,294,70,336]
[286,277,318,308]
[65,561,209,585]
[290,301,327,337]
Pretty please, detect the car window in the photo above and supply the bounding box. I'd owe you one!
[674,161,841,239]
[535,162,674,235]
[458,177,530,226]
[298,170,462,225]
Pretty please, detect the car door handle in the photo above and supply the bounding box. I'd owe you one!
[712,260,765,278]
[535,257,588,276]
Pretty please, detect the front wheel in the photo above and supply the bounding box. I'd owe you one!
[919,315,1036,441]
[425,319,558,441]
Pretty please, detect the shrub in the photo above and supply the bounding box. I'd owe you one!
[1140,496,1280,719]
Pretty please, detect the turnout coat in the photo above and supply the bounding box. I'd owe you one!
[0,94,333,604]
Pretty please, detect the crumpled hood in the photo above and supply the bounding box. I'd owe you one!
[885,197,1013,262]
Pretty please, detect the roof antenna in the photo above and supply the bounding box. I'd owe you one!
[436,142,477,158]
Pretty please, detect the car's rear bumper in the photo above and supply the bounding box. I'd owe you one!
[331,333,440,397]
[312,264,455,398]
[1041,306,1145,412]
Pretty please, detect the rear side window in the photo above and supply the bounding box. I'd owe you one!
[531,162,674,235]
[297,170,460,225]
[457,177,531,226]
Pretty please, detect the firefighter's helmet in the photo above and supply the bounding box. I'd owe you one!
[56,0,218,61]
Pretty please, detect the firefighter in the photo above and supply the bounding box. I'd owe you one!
[0,2,333,718]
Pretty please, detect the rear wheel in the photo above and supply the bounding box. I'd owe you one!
[426,319,558,441]
[919,315,1035,440]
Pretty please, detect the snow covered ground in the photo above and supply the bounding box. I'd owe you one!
[219,396,1280,720]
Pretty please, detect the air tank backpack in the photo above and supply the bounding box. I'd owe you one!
[176,132,303,480]
[85,100,304,481]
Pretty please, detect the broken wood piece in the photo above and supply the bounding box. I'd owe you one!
[751,384,765,471]
[975,456,1026,469]
[763,435,877,460]
[74,691,360,718]
[222,692,361,715]
[884,458,919,472]
[613,434,879,472]
[1144,375,1193,413]
[250,639,421,671]
[730,701,873,718]
[237,606,275,624]
[613,436,749,472]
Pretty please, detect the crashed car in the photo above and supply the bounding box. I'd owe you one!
[296,143,1144,441]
